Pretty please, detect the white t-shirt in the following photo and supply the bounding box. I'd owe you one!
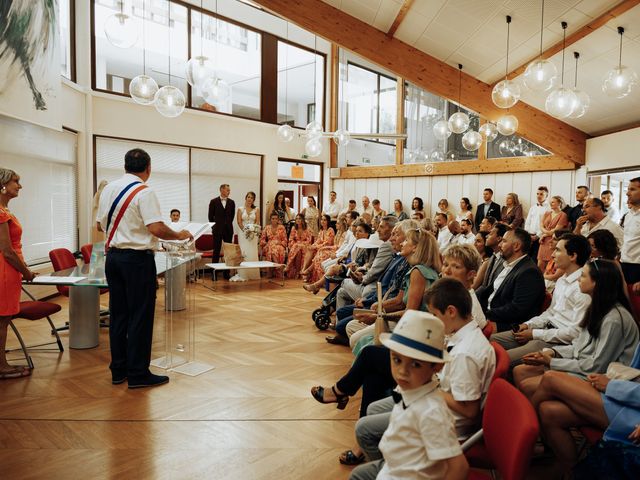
[621,207,640,264]
[524,202,550,237]
[323,200,342,220]
[378,380,462,480]
[580,215,624,249]
[97,173,163,250]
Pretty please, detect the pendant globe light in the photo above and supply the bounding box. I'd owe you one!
[433,120,451,140]
[154,3,185,118]
[523,0,557,92]
[569,51,590,119]
[602,27,638,99]
[492,16,521,109]
[104,1,138,49]
[448,64,470,134]
[479,122,498,141]
[545,22,577,119]
[462,130,482,151]
[497,114,518,136]
[129,0,158,105]
[186,3,215,89]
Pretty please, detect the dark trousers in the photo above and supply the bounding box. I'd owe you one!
[529,238,540,262]
[105,249,157,379]
[336,345,395,417]
[212,226,234,278]
[621,263,640,285]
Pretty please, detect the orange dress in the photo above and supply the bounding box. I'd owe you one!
[538,210,569,263]
[285,227,313,279]
[0,207,23,316]
[260,225,287,264]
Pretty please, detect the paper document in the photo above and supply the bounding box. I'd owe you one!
[166,222,214,243]
[32,276,87,284]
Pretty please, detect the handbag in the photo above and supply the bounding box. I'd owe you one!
[223,242,243,267]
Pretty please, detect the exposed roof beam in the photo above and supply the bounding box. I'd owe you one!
[387,0,415,37]
[254,0,587,166]
[501,0,640,84]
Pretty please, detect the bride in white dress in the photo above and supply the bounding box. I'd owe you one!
[234,191,261,281]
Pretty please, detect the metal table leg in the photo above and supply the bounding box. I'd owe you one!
[69,286,100,349]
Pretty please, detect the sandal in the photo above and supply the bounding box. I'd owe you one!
[339,450,365,466]
[310,385,349,410]
[303,283,320,295]
[0,366,32,380]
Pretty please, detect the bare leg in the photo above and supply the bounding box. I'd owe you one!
[513,364,545,399]
[301,249,314,273]
[0,316,28,374]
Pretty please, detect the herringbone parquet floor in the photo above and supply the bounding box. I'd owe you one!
[1,279,361,480]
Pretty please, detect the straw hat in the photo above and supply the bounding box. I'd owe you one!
[380,310,450,363]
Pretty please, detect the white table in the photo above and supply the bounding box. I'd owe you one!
[205,261,285,289]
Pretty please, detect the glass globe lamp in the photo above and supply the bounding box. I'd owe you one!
[568,88,590,119]
[491,79,521,109]
[154,86,186,118]
[186,56,215,88]
[429,150,444,162]
[545,87,577,119]
[305,121,324,139]
[498,139,516,156]
[433,120,451,140]
[305,139,322,158]
[277,124,295,143]
[445,150,458,161]
[478,122,498,141]
[462,131,483,151]
[129,75,158,105]
[448,111,469,134]
[201,77,231,105]
[332,129,350,147]
[104,13,138,49]
[414,150,429,163]
[406,149,417,163]
[497,115,518,136]
[523,59,557,92]
[602,66,638,98]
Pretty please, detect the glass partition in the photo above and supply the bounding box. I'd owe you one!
[487,135,551,159]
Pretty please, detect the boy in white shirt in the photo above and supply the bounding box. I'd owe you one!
[350,311,468,480]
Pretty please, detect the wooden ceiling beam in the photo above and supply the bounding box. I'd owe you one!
[501,0,640,84]
[254,0,587,166]
[387,0,415,37]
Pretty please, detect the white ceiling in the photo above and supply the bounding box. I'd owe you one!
[320,0,640,135]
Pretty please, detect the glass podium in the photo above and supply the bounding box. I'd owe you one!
[151,243,214,376]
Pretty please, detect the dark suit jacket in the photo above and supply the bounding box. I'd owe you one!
[475,201,501,230]
[485,255,545,331]
[208,196,236,234]
[565,203,584,230]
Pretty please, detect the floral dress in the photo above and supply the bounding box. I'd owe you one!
[285,227,313,278]
[260,224,287,264]
[309,230,343,283]
[304,206,320,239]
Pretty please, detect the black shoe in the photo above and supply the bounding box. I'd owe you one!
[111,369,127,385]
[325,335,349,346]
[128,373,169,389]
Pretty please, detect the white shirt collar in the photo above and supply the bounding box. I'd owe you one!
[503,253,527,268]
[446,321,478,348]
[397,379,440,407]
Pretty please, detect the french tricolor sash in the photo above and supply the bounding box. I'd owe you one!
[105,181,148,250]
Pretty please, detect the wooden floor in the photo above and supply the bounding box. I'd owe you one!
[1,278,361,480]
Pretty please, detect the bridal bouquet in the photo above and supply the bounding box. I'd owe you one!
[243,223,261,240]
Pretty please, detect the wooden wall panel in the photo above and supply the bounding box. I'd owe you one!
[415,176,431,216]
[402,177,417,209]
[377,177,391,211]
[354,178,367,204]
[551,171,574,207]
[447,176,464,214]
[389,177,404,210]
[513,173,533,211]
[343,178,356,203]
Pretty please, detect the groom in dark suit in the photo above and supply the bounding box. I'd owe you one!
[208,184,235,278]
[475,188,501,231]
[484,228,545,332]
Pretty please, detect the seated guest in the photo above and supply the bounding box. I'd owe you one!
[412,196,426,219]
[336,216,396,310]
[301,214,335,279]
[341,199,359,216]
[305,214,345,283]
[501,192,524,229]
[371,199,386,220]
[483,228,546,332]
[169,208,181,223]
[538,195,569,271]
[530,343,640,475]
[437,198,454,222]
[542,229,572,292]
[419,216,437,237]
[514,259,639,397]
[410,212,424,222]
[360,212,373,225]
[456,197,474,224]
[575,197,624,249]
[435,213,452,252]
[474,231,491,261]
[588,229,619,261]
[492,234,591,364]
[438,220,461,252]
[473,223,507,294]
[478,215,497,233]
[360,196,374,218]
[260,212,287,265]
[390,199,408,221]
[350,312,469,480]
[441,244,487,329]
[283,214,312,279]
[458,219,475,245]
[313,211,359,278]
[350,279,495,466]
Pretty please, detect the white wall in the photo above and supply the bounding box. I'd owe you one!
[586,127,640,172]
[332,168,587,221]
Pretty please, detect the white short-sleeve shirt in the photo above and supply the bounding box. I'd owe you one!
[621,207,640,264]
[96,173,163,250]
[378,380,462,480]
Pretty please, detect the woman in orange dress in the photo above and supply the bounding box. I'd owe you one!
[301,214,335,279]
[537,195,570,271]
[284,214,313,279]
[307,215,347,283]
[260,211,287,265]
[1,169,37,379]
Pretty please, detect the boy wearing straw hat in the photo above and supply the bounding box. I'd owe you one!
[350,310,469,480]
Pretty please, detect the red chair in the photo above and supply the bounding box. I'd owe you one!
[80,243,92,264]
[49,248,78,298]
[195,234,215,261]
[463,379,540,480]
[490,342,510,382]
[580,426,604,446]
[6,288,64,369]
[481,322,494,340]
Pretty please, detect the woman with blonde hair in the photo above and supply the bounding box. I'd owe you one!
[500,192,524,229]
[1,168,37,379]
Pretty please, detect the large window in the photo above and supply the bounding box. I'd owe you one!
[190,9,261,119]
[94,0,188,97]
[0,115,77,264]
[60,0,75,80]
[277,41,324,128]
[487,135,551,159]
